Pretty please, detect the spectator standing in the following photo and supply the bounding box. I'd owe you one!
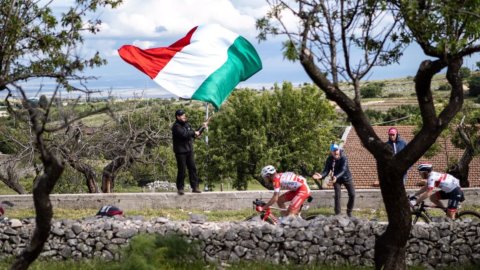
[313,143,356,217]
[387,127,408,184]
[172,109,207,195]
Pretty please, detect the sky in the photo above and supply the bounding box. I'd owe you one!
[10,0,480,99]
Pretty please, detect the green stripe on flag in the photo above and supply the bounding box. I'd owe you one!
[191,36,262,110]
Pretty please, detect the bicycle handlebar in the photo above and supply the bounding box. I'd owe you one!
[253,199,266,207]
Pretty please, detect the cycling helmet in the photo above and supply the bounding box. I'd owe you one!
[417,163,433,172]
[388,127,398,135]
[261,165,276,178]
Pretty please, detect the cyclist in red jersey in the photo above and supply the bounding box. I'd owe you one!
[259,165,311,218]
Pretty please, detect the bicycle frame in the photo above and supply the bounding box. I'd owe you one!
[251,197,313,224]
[411,202,437,223]
[252,199,280,224]
[411,201,463,223]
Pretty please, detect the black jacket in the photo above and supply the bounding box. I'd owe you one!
[172,120,196,154]
[320,150,353,183]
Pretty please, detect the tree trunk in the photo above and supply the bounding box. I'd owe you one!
[374,166,412,270]
[11,155,64,270]
[446,124,479,187]
[0,159,26,194]
[66,157,99,193]
[101,157,125,193]
[447,163,470,188]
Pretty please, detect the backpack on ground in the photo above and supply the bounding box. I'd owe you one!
[96,205,123,217]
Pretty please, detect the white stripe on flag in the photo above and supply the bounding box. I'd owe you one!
[153,25,238,99]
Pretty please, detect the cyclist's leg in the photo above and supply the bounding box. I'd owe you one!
[430,191,446,208]
[278,191,296,216]
[286,188,310,216]
[446,187,462,220]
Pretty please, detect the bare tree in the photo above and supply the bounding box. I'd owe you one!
[0,1,121,269]
[0,157,26,194]
[99,100,171,193]
[447,114,480,187]
[57,122,101,193]
[258,1,480,269]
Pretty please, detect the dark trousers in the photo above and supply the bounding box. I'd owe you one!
[333,180,355,215]
[175,152,198,190]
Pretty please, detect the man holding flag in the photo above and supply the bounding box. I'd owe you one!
[118,23,262,194]
[172,109,208,195]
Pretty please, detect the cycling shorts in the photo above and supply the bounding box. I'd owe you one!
[435,187,464,210]
[281,186,311,212]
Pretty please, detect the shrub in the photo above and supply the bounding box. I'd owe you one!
[460,67,471,79]
[468,75,480,97]
[361,82,384,98]
[437,83,452,91]
[116,234,204,270]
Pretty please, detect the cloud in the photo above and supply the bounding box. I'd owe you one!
[96,0,263,39]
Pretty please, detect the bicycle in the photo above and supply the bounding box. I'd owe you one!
[411,201,480,224]
[244,196,318,224]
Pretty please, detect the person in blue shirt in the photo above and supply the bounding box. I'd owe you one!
[313,143,355,217]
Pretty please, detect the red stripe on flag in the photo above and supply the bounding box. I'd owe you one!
[118,26,198,79]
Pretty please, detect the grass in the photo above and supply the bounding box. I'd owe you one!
[6,204,479,222]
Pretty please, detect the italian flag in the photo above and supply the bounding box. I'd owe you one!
[118,24,262,110]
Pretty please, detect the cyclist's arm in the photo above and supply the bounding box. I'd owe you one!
[264,192,280,208]
[414,186,431,204]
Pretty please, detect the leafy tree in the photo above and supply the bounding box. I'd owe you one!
[38,95,48,110]
[0,1,121,269]
[258,1,480,268]
[445,102,480,187]
[459,67,471,80]
[204,83,336,190]
[468,75,480,97]
[361,82,384,98]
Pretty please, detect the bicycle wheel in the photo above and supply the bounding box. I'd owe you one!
[412,213,430,224]
[457,210,480,222]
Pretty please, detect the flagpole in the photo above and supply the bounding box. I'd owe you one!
[205,102,209,144]
[204,102,209,191]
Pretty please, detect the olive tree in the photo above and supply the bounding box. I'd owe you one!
[258,0,480,269]
[0,1,121,269]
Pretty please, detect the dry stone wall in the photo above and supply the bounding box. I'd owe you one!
[0,216,479,268]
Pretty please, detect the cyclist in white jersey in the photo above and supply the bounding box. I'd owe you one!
[409,163,464,219]
[260,165,311,217]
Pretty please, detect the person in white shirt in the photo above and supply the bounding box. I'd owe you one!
[409,163,464,219]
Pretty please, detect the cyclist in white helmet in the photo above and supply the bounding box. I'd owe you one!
[409,163,464,219]
[259,165,311,218]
